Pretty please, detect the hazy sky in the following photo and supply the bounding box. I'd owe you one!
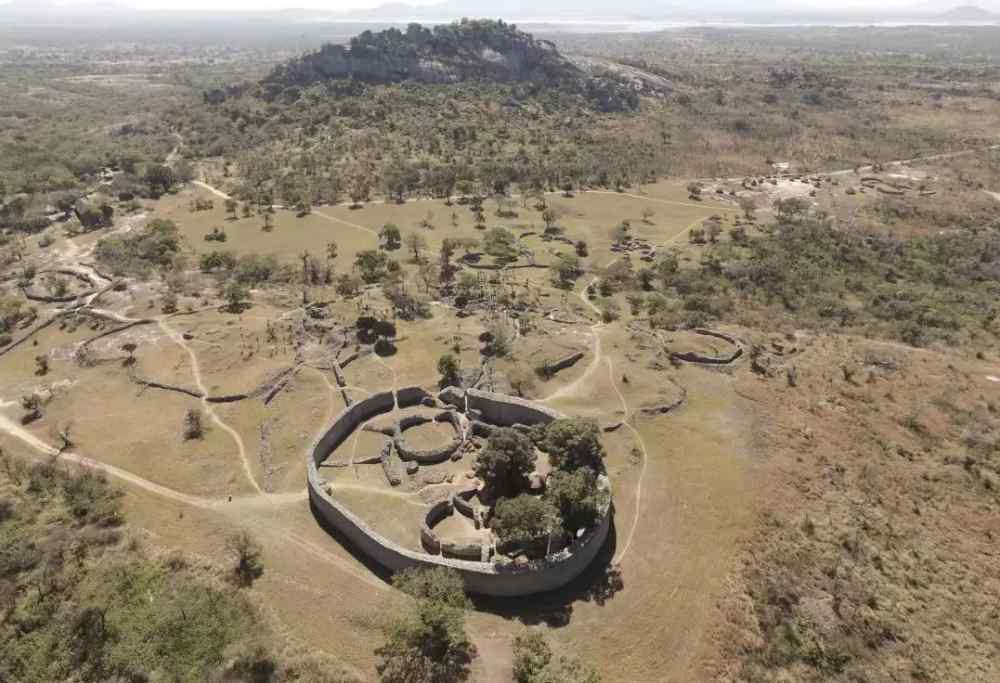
[5,0,939,11]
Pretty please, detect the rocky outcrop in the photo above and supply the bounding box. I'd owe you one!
[211,20,641,113]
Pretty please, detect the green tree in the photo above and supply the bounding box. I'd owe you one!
[404,232,428,263]
[336,274,362,297]
[393,566,469,610]
[543,418,605,472]
[545,468,605,532]
[440,238,458,284]
[225,530,263,587]
[775,196,809,223]
[491,494,559,554]
[482,227,518,263]
[354,250,392,283]
[437,354,461,388]
[541,208,558,233]
[553,254,582,289]
[377,568,475,683]
[473,428,536,499]
[144,164,174,197]
[223,279,249,313]
[383,161,419,203]
[514,632,552,683]
[513,631,601,683]
[610,221,629,245]
[350,176,371,206]
[380,223,402,250]
[656,254,678,283]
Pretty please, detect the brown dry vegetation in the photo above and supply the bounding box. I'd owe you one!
[701,335,1000,683]
[3,20,1000,683]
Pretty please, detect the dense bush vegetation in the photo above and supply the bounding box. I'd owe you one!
[0,451,277,683]
[652,215,1000,348]
[95,218,181,276]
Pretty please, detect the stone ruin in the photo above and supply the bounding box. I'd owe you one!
[306,386,613,596]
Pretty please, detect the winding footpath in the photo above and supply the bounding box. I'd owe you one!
[156,318,262,494]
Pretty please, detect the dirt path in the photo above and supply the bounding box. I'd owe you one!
[605,357,649,566]
[0,403,388,596]
[542,213,703,404]
[156,318,262,494]
[585,189,739,213]
[312,208,379,237]
[541,275,604,403]
[827,143,1000,177]
[0,405,216,509]
[191,180,232,200]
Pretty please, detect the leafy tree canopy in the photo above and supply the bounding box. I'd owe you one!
[474,427,536,499]
[543,418,605,472]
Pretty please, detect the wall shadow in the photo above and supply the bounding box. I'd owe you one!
[469,516,622,628]
[308,497,395,586]
[310,499,622,629]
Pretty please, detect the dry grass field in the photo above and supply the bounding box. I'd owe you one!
[3,150,999,681]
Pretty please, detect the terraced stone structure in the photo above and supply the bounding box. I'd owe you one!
[307,386,613,596]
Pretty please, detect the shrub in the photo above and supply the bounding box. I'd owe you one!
[437,354,461,388]
[225,531,263,587]
[183,409,203,440]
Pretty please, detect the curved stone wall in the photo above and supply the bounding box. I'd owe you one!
[307,385,612,597]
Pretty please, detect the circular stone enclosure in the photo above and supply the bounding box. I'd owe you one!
[307,386,613,597]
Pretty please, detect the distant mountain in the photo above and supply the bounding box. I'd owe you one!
[909,0,1000,13]
[208,20,654,112]
[936,4,998,20]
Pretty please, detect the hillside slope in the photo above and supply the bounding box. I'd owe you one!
[206,20,646,112]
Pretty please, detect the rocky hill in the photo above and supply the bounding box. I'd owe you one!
[206,20,650,112]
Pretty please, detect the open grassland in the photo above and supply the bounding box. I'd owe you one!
[4,150,999,682]
[0,183,747,681]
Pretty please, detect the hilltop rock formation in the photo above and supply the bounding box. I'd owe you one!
[205,20,648,112]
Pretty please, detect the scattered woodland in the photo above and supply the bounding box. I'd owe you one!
[1,16,999,683]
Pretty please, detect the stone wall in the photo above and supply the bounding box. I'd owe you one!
[307,386,612,596]
[669,329,743,366]
[439,387,562,427]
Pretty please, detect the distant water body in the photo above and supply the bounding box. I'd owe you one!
[307,16,1000,33]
